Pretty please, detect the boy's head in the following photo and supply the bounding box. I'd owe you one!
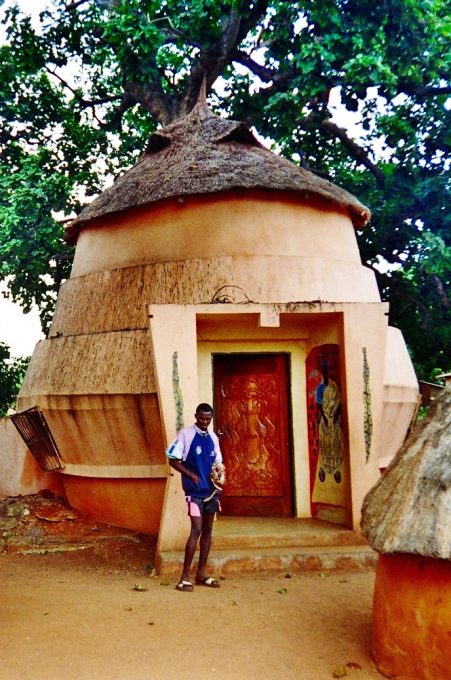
[195,403,213,431]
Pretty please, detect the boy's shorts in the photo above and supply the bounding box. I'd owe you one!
[186,494,221,517]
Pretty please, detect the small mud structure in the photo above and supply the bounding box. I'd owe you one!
[362,388,451,680]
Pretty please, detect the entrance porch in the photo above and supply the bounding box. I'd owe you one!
[156,516,376,577]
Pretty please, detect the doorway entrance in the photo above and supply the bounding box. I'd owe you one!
[213,353,293,517]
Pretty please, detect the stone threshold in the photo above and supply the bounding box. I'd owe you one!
[157,544,377,577]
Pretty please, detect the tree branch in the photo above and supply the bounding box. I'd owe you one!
[236,0,271,44]
[429,274,449,307]
[65,0,90,10]
[108,93,136,128]
[124,81,180,125]
[315,117,386,186]
[219,2,243,57]
[181,0,271,114]
[45,66,122,110]
[231,49,275,82]
[401,84,451,98]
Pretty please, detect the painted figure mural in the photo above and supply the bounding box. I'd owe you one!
[307,345,346,513]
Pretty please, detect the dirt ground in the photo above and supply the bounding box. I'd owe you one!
[0,494,384,680]
[0,550,384,680]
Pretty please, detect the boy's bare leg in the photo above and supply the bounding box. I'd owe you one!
[195,512,215,582]
[181,516,202,581]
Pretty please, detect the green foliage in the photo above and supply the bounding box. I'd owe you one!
[0,0,449,379]
[0,151,73,330]
[0,342,30,416]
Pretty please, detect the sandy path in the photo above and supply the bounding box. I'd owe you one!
[0,552,383,680]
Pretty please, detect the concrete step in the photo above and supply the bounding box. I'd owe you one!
[157,517,377,577]
[157,544,377,578]
[211,517,369,550]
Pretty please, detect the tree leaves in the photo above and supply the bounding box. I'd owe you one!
[0,342,30,416]
[0,0,449,378]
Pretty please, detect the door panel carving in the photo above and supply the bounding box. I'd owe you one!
[220,373,281,497]
[214,354,292,517]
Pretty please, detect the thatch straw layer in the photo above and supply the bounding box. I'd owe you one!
[20,331,156,396]
[66,100,370,244]
[361,388,451,559]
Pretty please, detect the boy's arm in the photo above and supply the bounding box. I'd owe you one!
[168,458,199,485]
[210,431,223,464]
[167,432,199,485]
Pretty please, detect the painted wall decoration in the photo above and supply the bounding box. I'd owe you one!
[362,347,373,463]
[306,344,346,511]
[172,351,184,432]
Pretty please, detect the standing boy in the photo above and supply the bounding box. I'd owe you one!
[167,403,223,591]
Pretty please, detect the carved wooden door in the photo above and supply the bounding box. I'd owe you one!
[213,353,293,517]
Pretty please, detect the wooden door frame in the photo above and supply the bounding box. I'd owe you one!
[212,351,295,518]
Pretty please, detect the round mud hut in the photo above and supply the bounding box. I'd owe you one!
[14,94,418,548]
[361,388,451,680]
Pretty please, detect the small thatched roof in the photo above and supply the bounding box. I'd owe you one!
[65,97,370,244]
[361,388,451,559]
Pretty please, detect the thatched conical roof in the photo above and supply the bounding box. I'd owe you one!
[65,97,370,244]
[361,388,451,559]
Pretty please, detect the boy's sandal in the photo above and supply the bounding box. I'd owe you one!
[195,576,220,588]
[176,580,193,592]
